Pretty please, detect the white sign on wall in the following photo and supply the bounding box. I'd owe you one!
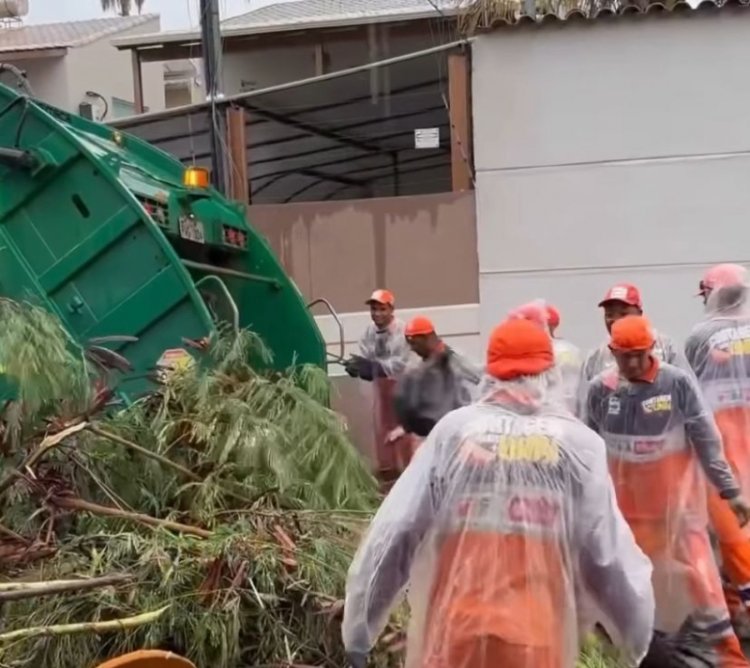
[414,127,440,149]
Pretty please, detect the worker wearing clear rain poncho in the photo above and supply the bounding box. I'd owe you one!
[585,314,750,666]
[579,284,688,411]
[345,289,414,478]
[686,264,750,631]
[343,318,655,668]
[508,300,582,414]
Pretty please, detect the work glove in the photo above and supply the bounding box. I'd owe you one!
[344,357,360,378]
[728,493,750,527]
[638,614,716,667]
[347,355,385,382]
[346,652,367,668]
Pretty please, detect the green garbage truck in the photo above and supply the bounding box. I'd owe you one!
[0,80,330,399]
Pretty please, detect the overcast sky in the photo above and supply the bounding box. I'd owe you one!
[26,0,278,30]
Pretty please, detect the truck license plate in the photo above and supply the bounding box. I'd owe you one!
[179,216,205,244]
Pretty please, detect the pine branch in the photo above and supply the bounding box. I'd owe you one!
[0,605,169,643]
[86,425,200,481]
[86,424,263,508]
[50,496,213,539]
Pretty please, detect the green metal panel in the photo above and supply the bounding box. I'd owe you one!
[0,84,326,399]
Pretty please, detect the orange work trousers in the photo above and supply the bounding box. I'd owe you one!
[423,637,560,668]
[421,533,566,668]
[630,520,748,667]
[710,408,750,620]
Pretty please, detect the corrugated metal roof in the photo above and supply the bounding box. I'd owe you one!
[0,14,158,54]
[222,0,459,30]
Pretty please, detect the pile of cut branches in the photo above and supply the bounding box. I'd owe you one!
[0,301,394,667]
[0,300,620,667]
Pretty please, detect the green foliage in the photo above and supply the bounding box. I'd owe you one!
[577,634,624,668]
[0,304,380,667]
[0,299,90,423]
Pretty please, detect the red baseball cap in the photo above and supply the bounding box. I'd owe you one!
[598,283,642,309]
[366,289,395,306]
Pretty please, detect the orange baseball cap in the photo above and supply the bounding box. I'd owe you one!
[405,316,435,337]
[609,315,655,352]
[486,319,554,380]
[599,283,643,309]
[366,289,395,306]
[546,304,561,329]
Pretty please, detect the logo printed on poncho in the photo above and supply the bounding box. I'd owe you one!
[497,435,559,464]
[608,396,621,415]
[508,495,561,527]
[641,394,672,414]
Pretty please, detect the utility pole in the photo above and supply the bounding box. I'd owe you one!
[199,0,227,193]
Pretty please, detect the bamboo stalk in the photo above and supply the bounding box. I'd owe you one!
[86,425,201,482]
[51,496,213,539]
[0,573,133,601]
[0,605,169,643]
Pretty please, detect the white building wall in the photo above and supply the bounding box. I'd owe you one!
[64,17,165,119]
[9,55,70,109]
[472,9,750,353]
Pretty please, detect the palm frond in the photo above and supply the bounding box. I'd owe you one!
[100,0,146,16]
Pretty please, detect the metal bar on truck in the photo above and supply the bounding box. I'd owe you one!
[181,259,280,288]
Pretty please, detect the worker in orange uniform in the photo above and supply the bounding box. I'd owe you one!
[581,283,687,385]
[585,314,750,666]
[392,315,482,440]
[686,263,750,638]
[345,289,413,481]
[507,301,582,413]
[343,318,655,668]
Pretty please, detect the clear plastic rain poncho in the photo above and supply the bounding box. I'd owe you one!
[685,270,750,494]
[584,359,741,645]
[343,370,655,668]
[358,318,415,473]
[684,266,750,615]
[553,338,583,414]
[507,300,582,413]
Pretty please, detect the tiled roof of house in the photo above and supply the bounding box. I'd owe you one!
[0,14,158,53]
[220,0,750,30]
[110,0,750,50]
[222,0,458,30]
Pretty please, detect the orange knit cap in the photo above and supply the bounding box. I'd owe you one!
[486,319,554,380]
[610,315,655,352]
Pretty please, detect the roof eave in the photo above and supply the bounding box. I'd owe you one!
[113,9,452,51]
[0,46,68,60]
